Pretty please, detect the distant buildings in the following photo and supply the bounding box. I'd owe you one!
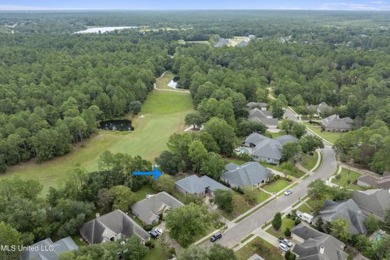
[306,102,332,117]
[357,173,390,190]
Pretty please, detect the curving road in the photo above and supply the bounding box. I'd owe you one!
[214,145,337,248]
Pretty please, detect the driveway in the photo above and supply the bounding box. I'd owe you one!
[213,145,337,248]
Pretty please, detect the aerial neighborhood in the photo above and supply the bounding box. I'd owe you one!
[0,8,389,260]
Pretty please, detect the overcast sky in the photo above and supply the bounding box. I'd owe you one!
[0,0,390,11]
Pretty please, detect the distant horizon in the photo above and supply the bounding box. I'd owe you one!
[1,1,390,11]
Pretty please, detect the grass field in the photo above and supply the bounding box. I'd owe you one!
[263,179,291,193]
[266,217,295,238]
[0,89,193,195]
[235,237,283,260]
[296,202,314,215]
[300,152,319,171]
[304,123,345,144]
[332,167,362,190]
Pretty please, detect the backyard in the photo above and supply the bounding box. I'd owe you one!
[235,237,284,260]
[0,87,193,195]
[331,167,362,190]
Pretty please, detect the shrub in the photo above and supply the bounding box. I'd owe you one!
[285,228,291,237]
[294,218,301,226]
[272,212,282,230]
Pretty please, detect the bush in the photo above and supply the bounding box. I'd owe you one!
[285,250,296,260]
[272,212,282,230]
[285,228,291,237]
[168,248,176,257]
[143,224,153,231]
[145,241,155,249]
[294,218,301,226]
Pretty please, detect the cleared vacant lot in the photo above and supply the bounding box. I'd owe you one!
[0,89,193,195]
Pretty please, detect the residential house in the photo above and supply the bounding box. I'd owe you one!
[248,108,278,129]
[221,162,272,188]
[291,223,347,260]
[21,237,78,260]
[131,192,184,225]
[79,209,150,244]
[357,173,390,190]
[175,175,230,197]
[321,114,353,132]
[214,38,229,48]
[306,102,332,117]
[246,102,268,110]
[352,189,390,221]
[243,133,298,164]
[317,199,367,234]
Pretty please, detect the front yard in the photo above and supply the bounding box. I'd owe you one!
[266,217,296,238]
[300,152,319,171]
[235,237,284,260]
[263,179,291,194]
[331,167,362,190]
[304,123,345,144]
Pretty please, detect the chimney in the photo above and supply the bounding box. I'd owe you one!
[320,246,325,254]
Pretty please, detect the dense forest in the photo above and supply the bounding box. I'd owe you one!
[0,11,389,172]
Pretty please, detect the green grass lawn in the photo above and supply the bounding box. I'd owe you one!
[300,152,319,171]
[296,202,314,215]
[256,190,271,203]
[156,71,175,90]
[268,130,287,138]
[265,162,305,178]
[221,192,252,221]
[266,217,295,238]
[304,123,344,144]
[0,90,193,195]
[331,168,362,190]
[134,186,156,202]
[143,240,167,260]
[235,237,283,260]
[263,179,291,193]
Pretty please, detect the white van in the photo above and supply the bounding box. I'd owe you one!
[279,243,289,252]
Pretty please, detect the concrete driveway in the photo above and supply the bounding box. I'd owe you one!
[212,145,337,248]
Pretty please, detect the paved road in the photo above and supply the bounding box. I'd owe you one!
[214,145,337,248]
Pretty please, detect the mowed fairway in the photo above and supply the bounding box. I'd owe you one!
[0,89,193,194]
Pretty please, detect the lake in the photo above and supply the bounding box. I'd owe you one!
[99,120,133,131]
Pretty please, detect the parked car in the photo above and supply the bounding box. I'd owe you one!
[279,243,289,252]
[278,237,285,243]
[210,232,222,242]
[148,230,159,239]
[284,189,293,196]
[282,238,293,247]
[155,228,163,235]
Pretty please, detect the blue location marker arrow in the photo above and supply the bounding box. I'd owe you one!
[133,166,163,181]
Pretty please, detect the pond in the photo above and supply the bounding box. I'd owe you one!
[99,120,133,131]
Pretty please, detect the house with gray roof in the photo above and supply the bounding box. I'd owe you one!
[352,189,390,221]
[275,135,299,145]
[306,102,332,117]
[317,199,367,234]
[243,133,296,164]
[357,173,390,190]
[248,108,278,129]
[321,114,353,132]
[247,102,268,110]
[79,209,149,244]
[221,162,271,188]
[175,175,230,197]
[292,223,347,260]
[21,237,78,260]
[131,192,184,225]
